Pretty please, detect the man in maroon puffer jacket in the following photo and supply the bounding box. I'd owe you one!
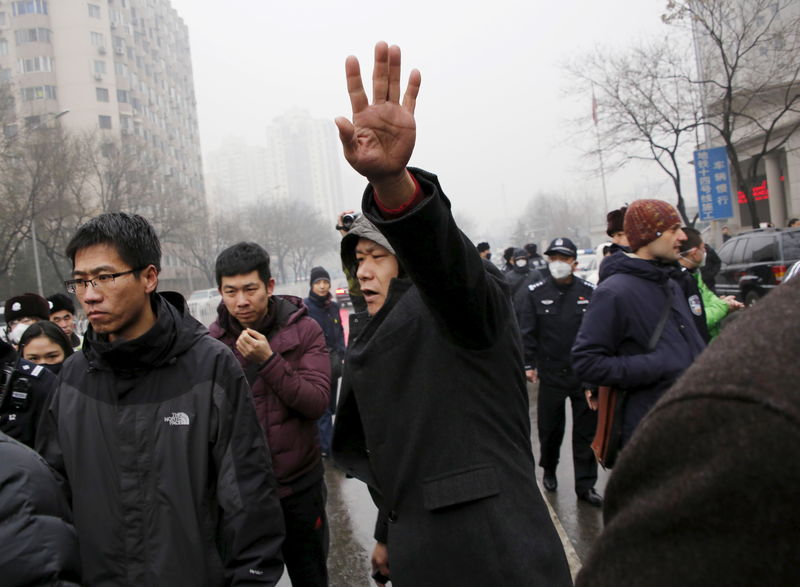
[210,241,331,587]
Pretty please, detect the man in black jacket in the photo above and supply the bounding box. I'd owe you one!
[331,42,571,586]
[37,212,285,586]
[520,237,601,506]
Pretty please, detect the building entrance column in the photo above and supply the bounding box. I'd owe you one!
[765,153,786,228]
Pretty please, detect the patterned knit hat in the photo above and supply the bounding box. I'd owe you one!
[624,199,682,251]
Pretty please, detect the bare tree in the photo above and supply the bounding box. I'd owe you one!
[567,35,702,224]
[665,0,800,227]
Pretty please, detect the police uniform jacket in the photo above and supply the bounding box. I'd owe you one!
[0,340,56,448]
[519,275,595,389]
[332,169,572,587]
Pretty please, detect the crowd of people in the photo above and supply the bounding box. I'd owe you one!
[1,41,798,586]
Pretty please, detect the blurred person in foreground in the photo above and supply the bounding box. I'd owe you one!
[37,213,285,585]
[0,430,81,586]
[572,200,705,448]
[331,42,571,586]
[576,275,800,587]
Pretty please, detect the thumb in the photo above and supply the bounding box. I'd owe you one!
[335,117,355,149]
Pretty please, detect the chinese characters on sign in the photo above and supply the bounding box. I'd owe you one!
[693,146,734,221]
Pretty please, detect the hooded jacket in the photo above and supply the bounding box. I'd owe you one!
[572,252,706,443]
[0,430,81,586]
[209,295,330,499]
[37,292,285,586]
[333,169,572,586]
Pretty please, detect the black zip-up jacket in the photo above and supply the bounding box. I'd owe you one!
[37,292,285,586]
[519,275,595,388]
[0,430,81,586]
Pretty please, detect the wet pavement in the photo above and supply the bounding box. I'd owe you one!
[276,381,607,585]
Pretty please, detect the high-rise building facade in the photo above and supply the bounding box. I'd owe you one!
[1,0,203,196]
[0,0,206,293]
[265,109,344,223]
[205,137,270,210]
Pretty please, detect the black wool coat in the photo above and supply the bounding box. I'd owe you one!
[332,169,572,587]
[576,277,800,586]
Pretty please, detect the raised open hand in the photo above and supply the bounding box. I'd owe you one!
[335,42,421,197]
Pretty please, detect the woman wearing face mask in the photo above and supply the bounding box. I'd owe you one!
[677,227,743,341]
[18,321,74,374]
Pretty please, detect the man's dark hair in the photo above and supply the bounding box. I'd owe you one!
[788,218,799,227]
[476,242,490,253]
[680,226,703,252]
[215,242,271,287]
[65,212,161,273]
[503,246,516,262]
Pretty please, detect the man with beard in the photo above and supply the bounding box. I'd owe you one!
[572,200,706,448]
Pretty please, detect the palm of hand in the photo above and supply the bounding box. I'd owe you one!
[347,104,416,181]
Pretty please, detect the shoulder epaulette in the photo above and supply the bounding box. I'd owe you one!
[528,280,547,292]
[577,277,597,290]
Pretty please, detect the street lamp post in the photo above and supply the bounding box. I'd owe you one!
[28,109,70,296]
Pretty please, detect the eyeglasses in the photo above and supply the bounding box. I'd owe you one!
[64,268,141,294]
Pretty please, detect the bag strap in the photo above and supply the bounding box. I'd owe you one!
[647,281,674,352]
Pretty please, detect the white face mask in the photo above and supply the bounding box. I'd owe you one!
[697,249,707,268]
[8,322,31,345]
[515,258,528,268]
[549,260,573,280]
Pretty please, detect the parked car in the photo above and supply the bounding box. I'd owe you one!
[575,249,599,284]
[334,284,351,307]
[715,227,800,305]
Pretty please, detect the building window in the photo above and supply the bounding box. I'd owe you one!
[94,60,106,74]
[88,3,100,18]
[96,87,109,102]
[0,39,7,56]
[0,68,11,82]
[0,12,7,26]
[4,124,18,138]
[24,115,41,127]
[12,1,48,16]
[15,28,51,44]
[98,115,112,129]
[90,31,104,47]
[114,61,127,76]
[19,56,52,73]
[20,85,57,101]
[116,89,128,103]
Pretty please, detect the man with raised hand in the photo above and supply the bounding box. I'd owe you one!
[332,42,572,587]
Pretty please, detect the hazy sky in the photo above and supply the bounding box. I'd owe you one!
[169,0,684,237]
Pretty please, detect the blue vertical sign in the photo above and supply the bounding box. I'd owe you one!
[693,146,734,220]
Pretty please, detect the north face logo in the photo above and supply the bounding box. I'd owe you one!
[164,412,190,426]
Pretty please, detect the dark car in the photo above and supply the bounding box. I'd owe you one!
[715,227,800,305]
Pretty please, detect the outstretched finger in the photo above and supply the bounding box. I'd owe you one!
[387,45,402,103]
[345,55,368,114]
[402,68,422,114]
[372,41,389,104]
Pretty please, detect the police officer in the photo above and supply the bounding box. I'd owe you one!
[519,237,602,507]
[1,294,57,448]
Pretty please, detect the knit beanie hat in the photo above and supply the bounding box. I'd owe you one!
[47,292,75,315]
[309,266,331,287]
[623,199,682,252]
[4,293,50,323]
[606,207,627,237]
